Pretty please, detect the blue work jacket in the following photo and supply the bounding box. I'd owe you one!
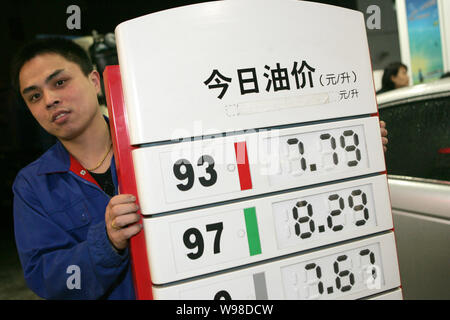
[13,140,136,299]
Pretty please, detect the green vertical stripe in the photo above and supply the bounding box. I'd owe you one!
[244,207,262,256]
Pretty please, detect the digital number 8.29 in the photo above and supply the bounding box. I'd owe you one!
[292,189,370,239]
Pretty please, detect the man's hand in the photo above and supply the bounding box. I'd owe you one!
[380,120,388,152]
[105,194,142,251]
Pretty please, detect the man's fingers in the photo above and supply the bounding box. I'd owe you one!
[110,202,139,218]
[108,222,143,251]
[379,120,386,128]
[105,194,141,251]
[112,213,141,229]
[120,223,143,240]
[108,194,136,207]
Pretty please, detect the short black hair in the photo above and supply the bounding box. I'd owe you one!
[379,62,407,93]
[11,37,94,96]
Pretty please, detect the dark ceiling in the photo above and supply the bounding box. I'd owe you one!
[1,0,357,89]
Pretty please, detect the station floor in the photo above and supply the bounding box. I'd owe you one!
[0,233,41,300]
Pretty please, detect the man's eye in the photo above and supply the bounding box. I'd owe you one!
[30,93,41,102]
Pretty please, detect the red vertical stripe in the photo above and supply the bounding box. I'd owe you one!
[234,141,253,190]
[104,66,153,300]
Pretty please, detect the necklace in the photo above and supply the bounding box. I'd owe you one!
[86,142,113,172]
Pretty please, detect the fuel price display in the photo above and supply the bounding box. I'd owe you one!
[281,242,383,299]
[133,117,385,215]
[110,0,401,301]
[268,124,367,186]
[152,232,400,300]
[144,175,393,284]
[272,182,376,249]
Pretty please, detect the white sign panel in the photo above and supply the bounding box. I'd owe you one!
[115,0,377,144]
[133,116,385,215]
[152,232,401,300]
[112,0,400,300]
[144,175,393,284]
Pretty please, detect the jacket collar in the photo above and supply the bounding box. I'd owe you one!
[37,140,71,175]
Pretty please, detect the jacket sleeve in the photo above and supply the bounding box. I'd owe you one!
[13,173,130,300]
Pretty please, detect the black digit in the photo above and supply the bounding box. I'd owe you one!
[348,189,370,226]
[214,290,232,300]
[292,200,315,239]
[305,263,324,296]
[173,159,195,191]
[206,222,223,254]
[173,156,218,191]
[183,228,204,260]
[327,194,345,232]
[320,133,339,165]
[340,130,361,167]
[360,249,377,280]
[333,255,355,293]
[287,138,307,171]
[198,155,217,187]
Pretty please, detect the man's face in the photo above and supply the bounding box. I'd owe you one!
[19,53,101,141]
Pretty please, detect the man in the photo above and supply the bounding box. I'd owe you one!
[12,38,388,300]
[12,38,141,299]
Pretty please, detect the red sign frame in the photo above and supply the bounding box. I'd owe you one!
[104,65,153,300]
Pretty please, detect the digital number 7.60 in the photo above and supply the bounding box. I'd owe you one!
[183,222,224,260]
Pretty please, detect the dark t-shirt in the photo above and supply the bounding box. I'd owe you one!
[90,166,115,197]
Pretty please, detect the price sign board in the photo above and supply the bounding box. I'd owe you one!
[145,174,393,284]
[134,117,385,215]
[107,0,402,300]
[152,232,401,300]
[115,0,377,145]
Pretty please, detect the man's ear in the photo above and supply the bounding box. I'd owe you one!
[89,70,101,94]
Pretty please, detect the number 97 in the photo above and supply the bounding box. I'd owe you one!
[183,222,224,260]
